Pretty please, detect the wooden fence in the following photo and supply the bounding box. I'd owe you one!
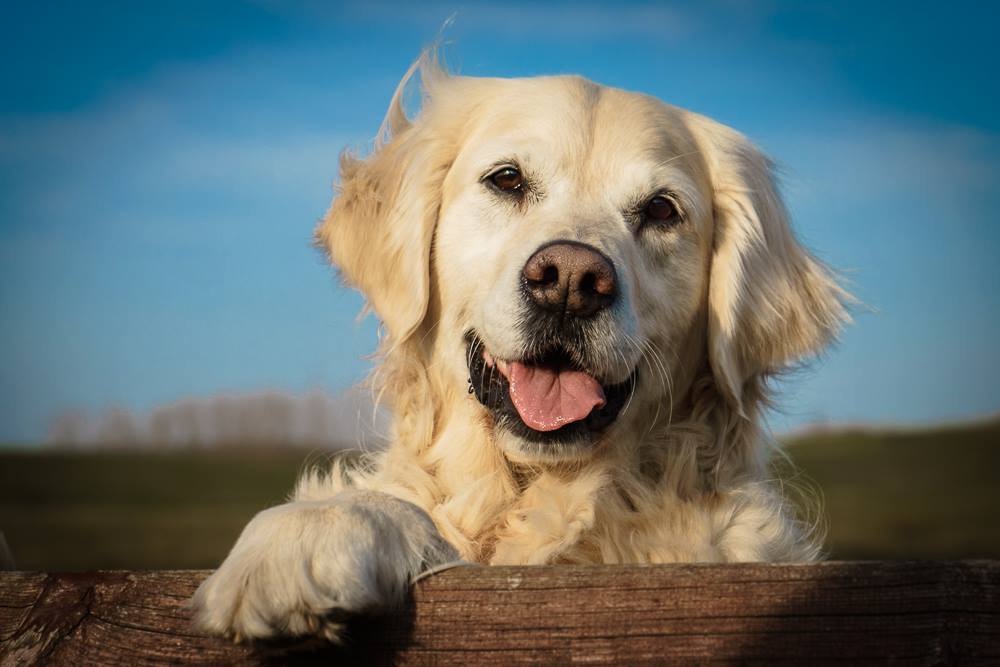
[2,561,998,665]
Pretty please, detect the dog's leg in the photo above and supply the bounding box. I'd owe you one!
[711,484,820,562]
[191,489,459,642]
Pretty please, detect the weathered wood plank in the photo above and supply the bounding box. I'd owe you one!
[0,562,997,665]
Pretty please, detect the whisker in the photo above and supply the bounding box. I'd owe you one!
[619,333,653,428]
[624,332,673,443]
[614,346,637,420]
[641,337,675,431]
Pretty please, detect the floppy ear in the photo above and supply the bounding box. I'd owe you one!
[315,59,451,344]
[694,119,850,413]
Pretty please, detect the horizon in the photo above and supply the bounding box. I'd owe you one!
[18,387,998,450]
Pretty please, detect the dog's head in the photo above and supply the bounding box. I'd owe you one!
[318,57,848,465]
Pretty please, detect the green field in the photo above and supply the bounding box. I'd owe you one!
[784,418,1000,559]
[1,419,997,570]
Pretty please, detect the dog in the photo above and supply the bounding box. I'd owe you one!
[192,53,849,642]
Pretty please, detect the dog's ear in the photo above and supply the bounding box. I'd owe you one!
[692,118,851,413]
[316,58,450,344]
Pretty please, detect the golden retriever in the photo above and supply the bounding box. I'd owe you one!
[192,53,849,641]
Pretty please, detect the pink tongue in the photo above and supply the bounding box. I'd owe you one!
[507,362,606,432]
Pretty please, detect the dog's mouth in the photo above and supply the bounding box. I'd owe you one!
[465,333,636,444]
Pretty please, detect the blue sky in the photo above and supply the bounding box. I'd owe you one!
[1,1,998,441]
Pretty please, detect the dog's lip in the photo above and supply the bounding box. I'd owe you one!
[482,349,507,375]
[479,344,601,383]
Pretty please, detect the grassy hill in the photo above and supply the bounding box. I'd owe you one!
[1,418,997,570]
[783,417,1000,560]
[0,446,317,570]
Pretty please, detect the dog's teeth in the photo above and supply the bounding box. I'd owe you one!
[483,350,495,367]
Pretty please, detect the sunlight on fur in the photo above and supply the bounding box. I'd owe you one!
[192,50,851,642]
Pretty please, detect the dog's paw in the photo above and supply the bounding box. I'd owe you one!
[190,489,459,642]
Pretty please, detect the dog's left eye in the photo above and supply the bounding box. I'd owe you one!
[644,195,678,224]
[487,166,524,192]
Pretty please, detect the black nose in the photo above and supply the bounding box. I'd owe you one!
[522,241,617,317]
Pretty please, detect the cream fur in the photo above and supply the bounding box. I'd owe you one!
[192,53,850,641]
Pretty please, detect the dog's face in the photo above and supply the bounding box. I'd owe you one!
[319,65,846,465]
[432,79,713,462]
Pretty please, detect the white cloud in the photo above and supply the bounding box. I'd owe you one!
[769,117,999,210]
[158,132,351,197]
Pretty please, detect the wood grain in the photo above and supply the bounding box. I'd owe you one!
[1,562,997,665]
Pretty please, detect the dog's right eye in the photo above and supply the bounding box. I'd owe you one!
[487,166,524,192]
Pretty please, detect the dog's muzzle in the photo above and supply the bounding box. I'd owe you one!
[464,240,635,444]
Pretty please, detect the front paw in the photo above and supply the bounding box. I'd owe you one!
[191,489,459,642]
